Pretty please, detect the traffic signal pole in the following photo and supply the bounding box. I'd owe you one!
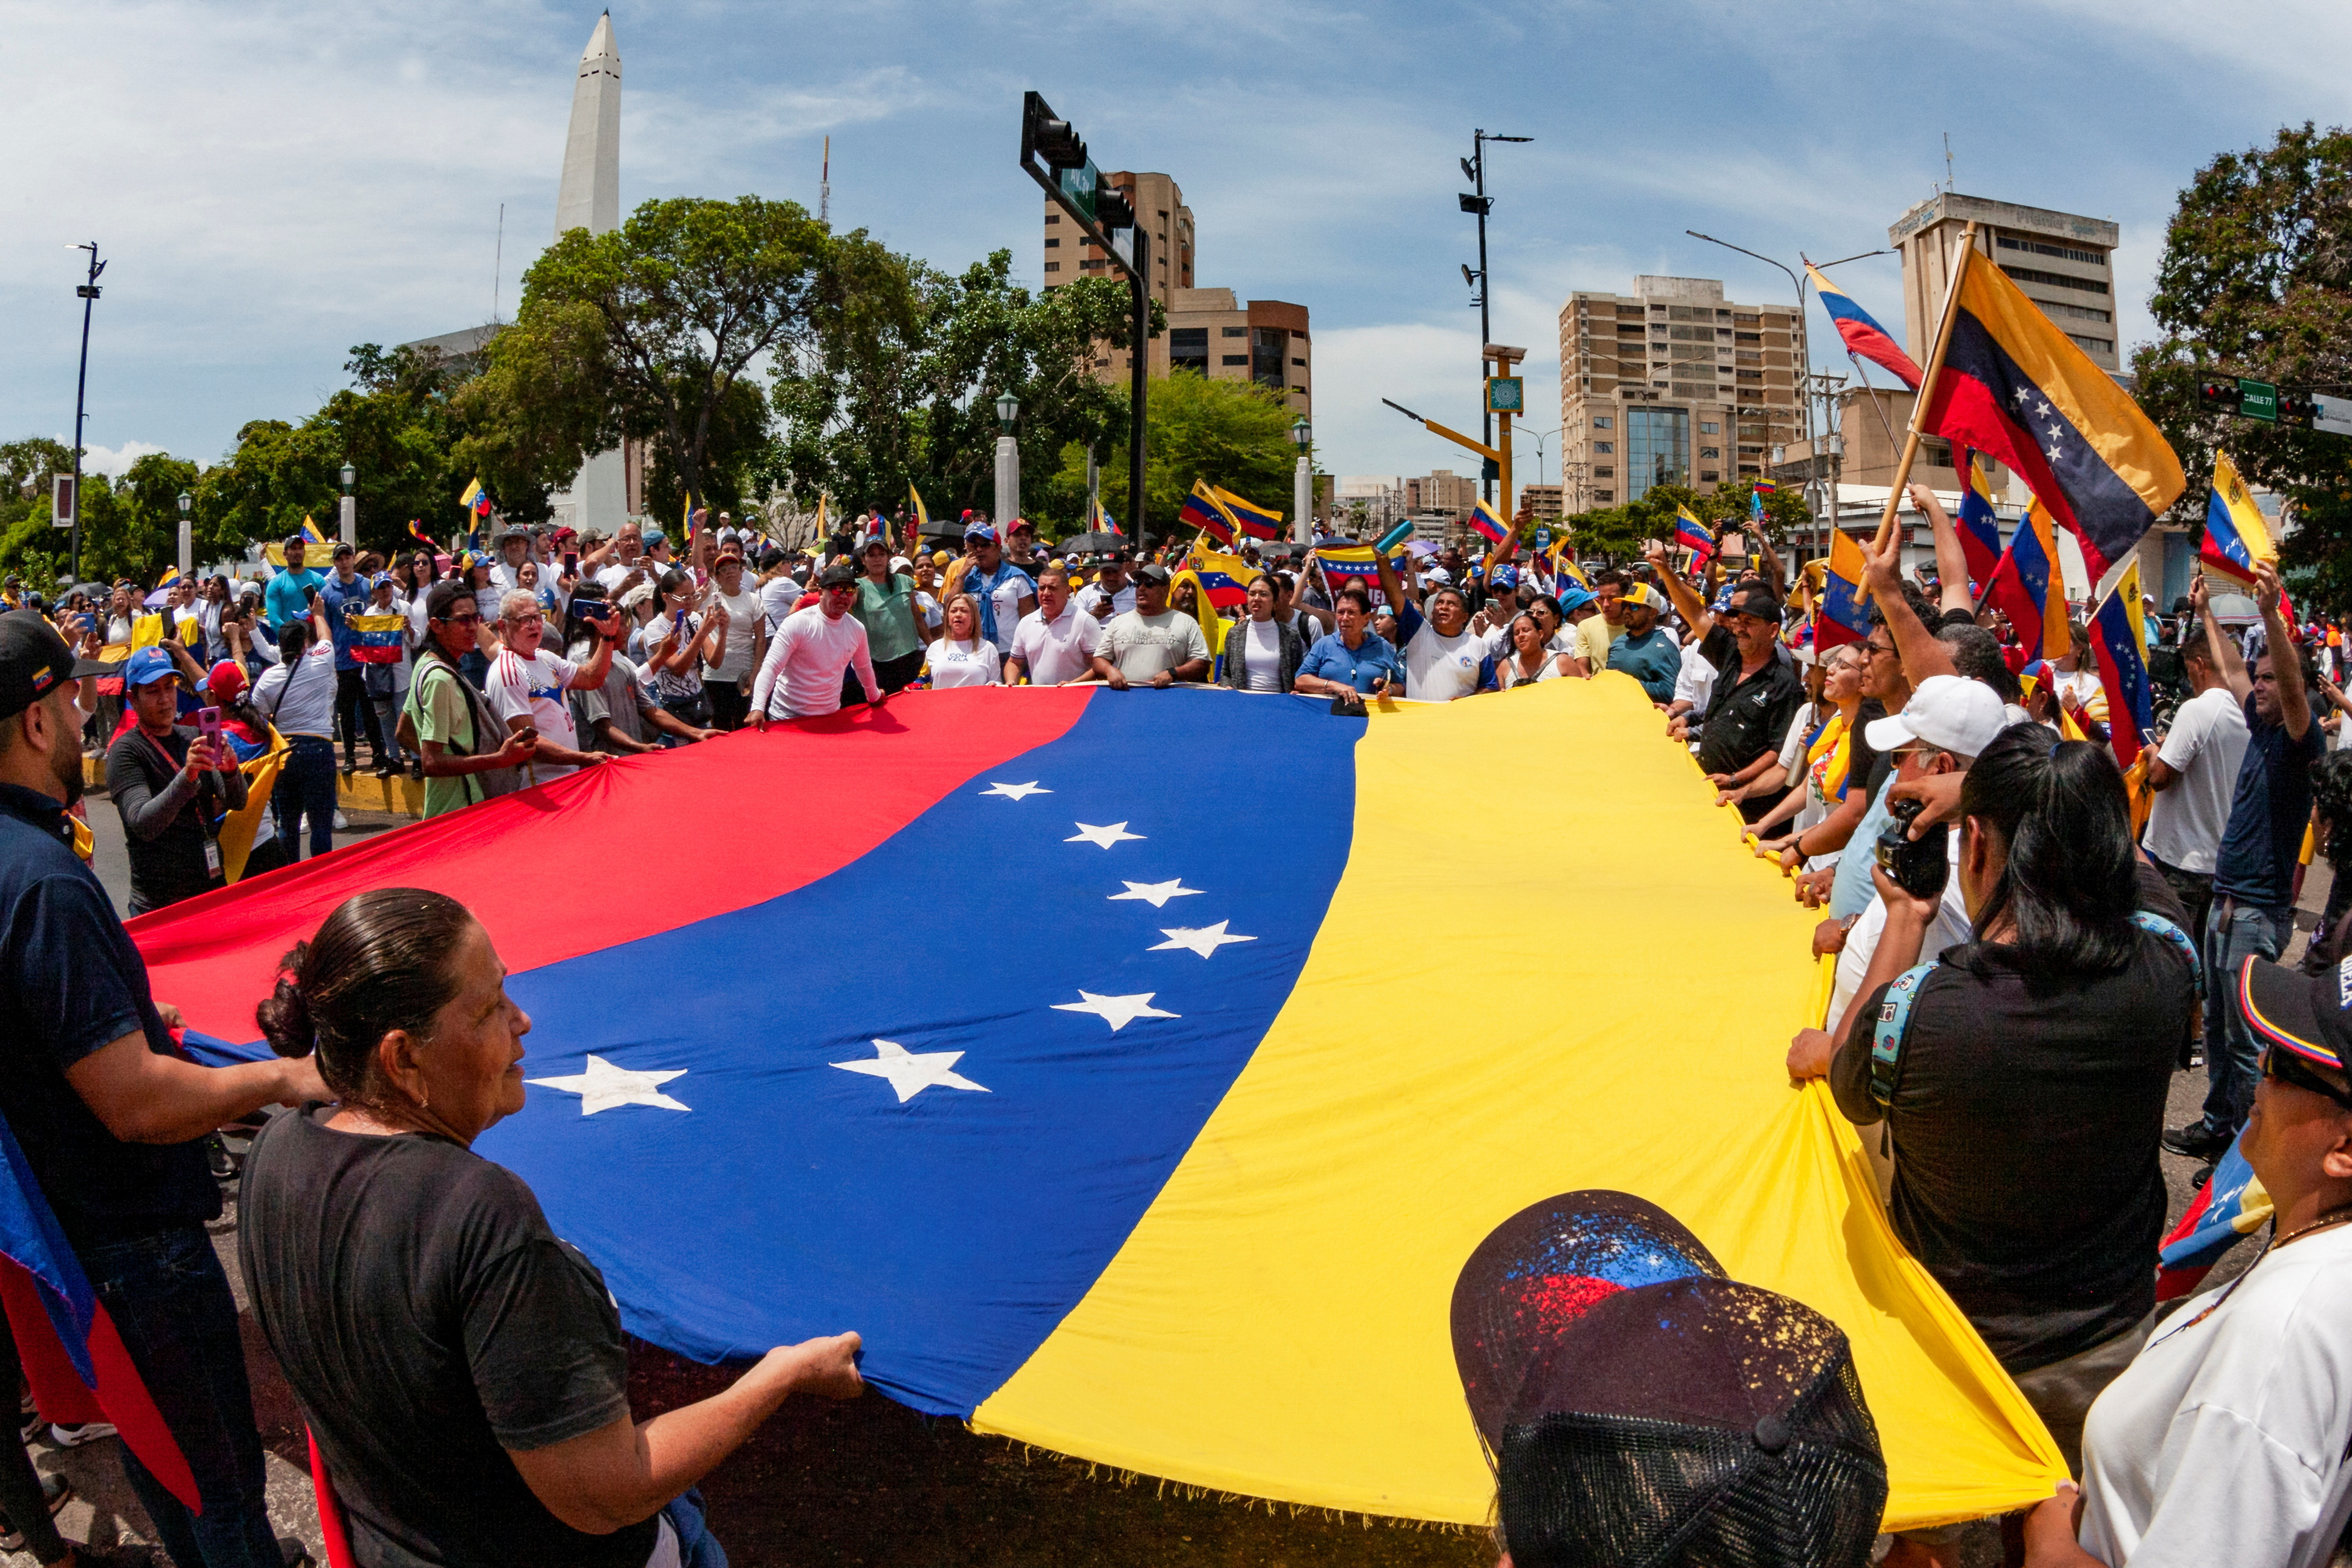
[68,243,104,583]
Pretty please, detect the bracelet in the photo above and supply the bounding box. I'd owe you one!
[1793,832,1809,858]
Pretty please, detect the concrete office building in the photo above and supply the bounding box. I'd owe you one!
[1556,275,1802,512]
[1165,289,1311,420]
[1889,192,2122,374]
[1518,484,1563,521]
[1042,171,1195,378]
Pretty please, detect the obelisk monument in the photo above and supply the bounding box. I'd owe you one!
[550,13,626,534]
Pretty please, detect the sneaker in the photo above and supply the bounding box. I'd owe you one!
[332,810,348,831]
[0,1469,73,1550]
[371,760,396,779]
[47,1420,117,1448]
[2161,1122,2231,1161]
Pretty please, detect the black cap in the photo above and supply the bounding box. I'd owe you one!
[1727,587,1784,624]
[423,580,479,622]
[0,611,113,725]
[817,560,859,589]
[2239,955,2351,1075]
[1135,563,1172,586]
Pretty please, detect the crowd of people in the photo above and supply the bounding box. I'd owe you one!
[2,476,2351,1567]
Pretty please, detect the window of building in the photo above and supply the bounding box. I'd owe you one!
[1738,444,1765,456]
[2066,333,2114,355]
[1045,214,1060,224]
[1737,369,1764,381]
[1221,326,1247,337]
[1699,445,1720,459]
[1736,331,1761,343]
[1595,489,1615,502]
[1252,327,1288,390]
[1996,234,2106,267]
[1999,264,2109,295]
[1043,262,1060,273]
[1625,407,1691,501]
[1170,327,1208,375]
[1737,464,1760,476]
[1700,470,1719,483]
[1291,356,1306,366]
[1593,466,1615,478]
[1592,415,1613,429]
[1044,237,1060,249]
[1593,441,1613,453]
[2040,300,2113,323]
[1699,421,1720,434]
[1221,354,1249,366]
[1733,312,1760,325]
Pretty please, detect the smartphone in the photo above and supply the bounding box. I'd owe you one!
[196,707,221,743]
[563,550,580,577]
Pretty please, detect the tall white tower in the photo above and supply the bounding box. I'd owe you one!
[550,12,628,533]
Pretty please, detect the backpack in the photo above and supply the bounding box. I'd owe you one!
[398,654,520,804]
[1867,912,2201,1109]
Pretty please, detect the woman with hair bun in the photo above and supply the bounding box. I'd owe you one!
[241,889,862,1568]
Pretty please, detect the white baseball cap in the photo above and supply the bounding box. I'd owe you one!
[1863,674,2008,760]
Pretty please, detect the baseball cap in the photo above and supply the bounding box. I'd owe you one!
[1621,583,1670,616]
[817,560,860,589]
[642,530,668,550]
[1863,674,2008,760]
[122,647,178,688]
[1725,586,1783,622]
[1452,1190,1885,1568]
[1486,564,1516,589]
[0,612,114,723]
[2239,955,2352,1076]
[1424,566,1454,586]
[1556,584,1596,614]
[282,533,309,549]
[964,521,1000,544]
[206,659,248,701]
[1135,563,1172,586]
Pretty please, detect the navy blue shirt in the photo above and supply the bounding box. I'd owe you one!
[2213,694,2325,907]
[1298,630,1402,694]
[0,785,218,1247]
[320,571,373,672]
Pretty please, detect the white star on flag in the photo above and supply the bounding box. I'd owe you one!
[1150,921,1257,958]
[1051,991,1180,1031]
[830,1039,990,1103]
[981,782,1051,801]
[1108,878,1202,908]
[1065,822,1145,849]
[527,1054,691,1116]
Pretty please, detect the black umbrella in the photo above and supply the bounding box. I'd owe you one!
[1057,531,1128,555]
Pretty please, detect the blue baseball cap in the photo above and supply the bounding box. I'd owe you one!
[1557,584,1596,614]
[123,647,177,688]
[964,521,1001,544]
[1489,564,1518,589]
[1711,585,1737,612]
[642,530,668,549]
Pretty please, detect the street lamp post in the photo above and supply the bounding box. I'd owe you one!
[1290,417,1312,544]
[67,243,105,583]
[176,490,192,579]
[1460,131,1530,503]
[1518,425,1561,488]
[993,393,1021,528]
[339,462,357,550]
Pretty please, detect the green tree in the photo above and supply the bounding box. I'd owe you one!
[1045,370,1296,540]
[472,195,829,515]
[2132,122,2352,610]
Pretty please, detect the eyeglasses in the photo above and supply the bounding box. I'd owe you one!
[2262,1045,2352,1110]
[439,612,482,626]
[507,615,544,629]
[1863,639,1898,659]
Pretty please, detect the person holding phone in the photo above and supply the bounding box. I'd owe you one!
[105,648,248,914]
[485,590,620,784]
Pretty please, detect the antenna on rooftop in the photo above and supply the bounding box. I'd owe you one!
[821,136,831,226]
[1943,132,1953,194]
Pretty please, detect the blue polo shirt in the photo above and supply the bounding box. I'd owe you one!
[0,785,217,1247]
[1298,630,1403,694]
[319,570,373,671]
[264,566,325,632]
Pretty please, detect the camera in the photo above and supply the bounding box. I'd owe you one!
[1874,796,1950,900]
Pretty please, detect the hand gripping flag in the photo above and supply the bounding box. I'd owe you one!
[1674,505,1717,568]
[1919,247,2184,584]
[2088,559,2155,766]
[1466,497,1511,547]
[131,681,2066,1530]
[1212,487,1283,541]
[2201,452,2293,621]
[1982,503,2069,664]
[1180,481,1238,547]
[345,611,410,665]
[1815,529,1870,650]
[1807,263,1924,388]
[1953,449,2005,589]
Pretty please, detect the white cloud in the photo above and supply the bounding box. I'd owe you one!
[77,441,173,478]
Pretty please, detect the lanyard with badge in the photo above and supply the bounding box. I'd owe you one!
[139,728,226,880]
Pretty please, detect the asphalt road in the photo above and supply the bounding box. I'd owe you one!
[25,797,2334,1567]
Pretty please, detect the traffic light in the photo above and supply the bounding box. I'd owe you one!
[2198,377,2239,412]
[2278,389,2318,429]
[1027,104,1087,170]
[1094,181,1134,230]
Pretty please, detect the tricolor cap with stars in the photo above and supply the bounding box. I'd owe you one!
[2239,953,2352,1076]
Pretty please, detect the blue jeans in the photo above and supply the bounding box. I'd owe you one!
[82,1225,283,1568]
[2198,896,2297,1137]
[664,1488,727,1568]
[276,736,336,861]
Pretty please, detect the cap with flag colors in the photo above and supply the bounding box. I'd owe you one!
[2201,451,2279,590]
[1920,246,2184,584]
[1982,503,2069,664]
[1212,487,1283,541]
[1806,263,1924,389]
[1466,496,1509,547]
[1815,529,1870,650]
[2088,558,2155,766]
[1180,481,1238,547]
[1953,448,2005,587]
[1673,505,1716,566]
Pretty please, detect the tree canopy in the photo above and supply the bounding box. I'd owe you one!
[2132,122,2352,609]
[1044,368,1298,535]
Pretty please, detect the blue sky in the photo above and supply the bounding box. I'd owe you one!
[4,0,2345,497]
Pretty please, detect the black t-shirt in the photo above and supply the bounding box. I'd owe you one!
[0,785,217,1249]
[105,725,235,913]
[239,1108,655,1568]
[1830,863,2194,1372]
[2213,695,2326,907]
[1695,638,1805,779]
[1846,699,1889,805]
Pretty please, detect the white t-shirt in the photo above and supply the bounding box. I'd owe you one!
[1074,581,1137,621]
[1100,609,1209,682]
[1396,605,1485,702]
[595,558,645,593]
[486,647,583,780]
[1494,650,1564,690]
[1009,605,1103,686]
[1673,644,1718,714]
[1240,619,1284,692]
[2079,1224,2352,1568]
[639,612,705,701]
[922,637,1001,688]
[704,587,762,681]
[251,639,338,738]
[759,575,804,635]
[751,605,877,720]
[2143,685,2252,877]
[1824,829,1970,1037]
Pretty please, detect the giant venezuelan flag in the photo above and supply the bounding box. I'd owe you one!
[135,682,2064,1529]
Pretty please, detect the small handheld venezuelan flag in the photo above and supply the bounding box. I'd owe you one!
[1466,497,1510,547]
[1674,505,1716,567]
[1212,486,1284,541]
[2088,558,2155,766]
[1953,449,2005,587]
[1181,481,1238,547]
[1816,531,1870,650]
[1982,502,2069,663]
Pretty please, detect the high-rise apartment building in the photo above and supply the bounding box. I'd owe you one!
[1889,193,2120,373]
[1164,289,1310,419]
[1042,171,1195,378]
[1556,276,1802,511]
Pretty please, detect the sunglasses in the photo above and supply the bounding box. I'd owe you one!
[823,584,856,596]
[439,612,482,626]
[2263,1045,2352,1110]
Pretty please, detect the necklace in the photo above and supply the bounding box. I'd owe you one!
[2162,1203,2352,1339]
[2274,1203,2352,1250]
